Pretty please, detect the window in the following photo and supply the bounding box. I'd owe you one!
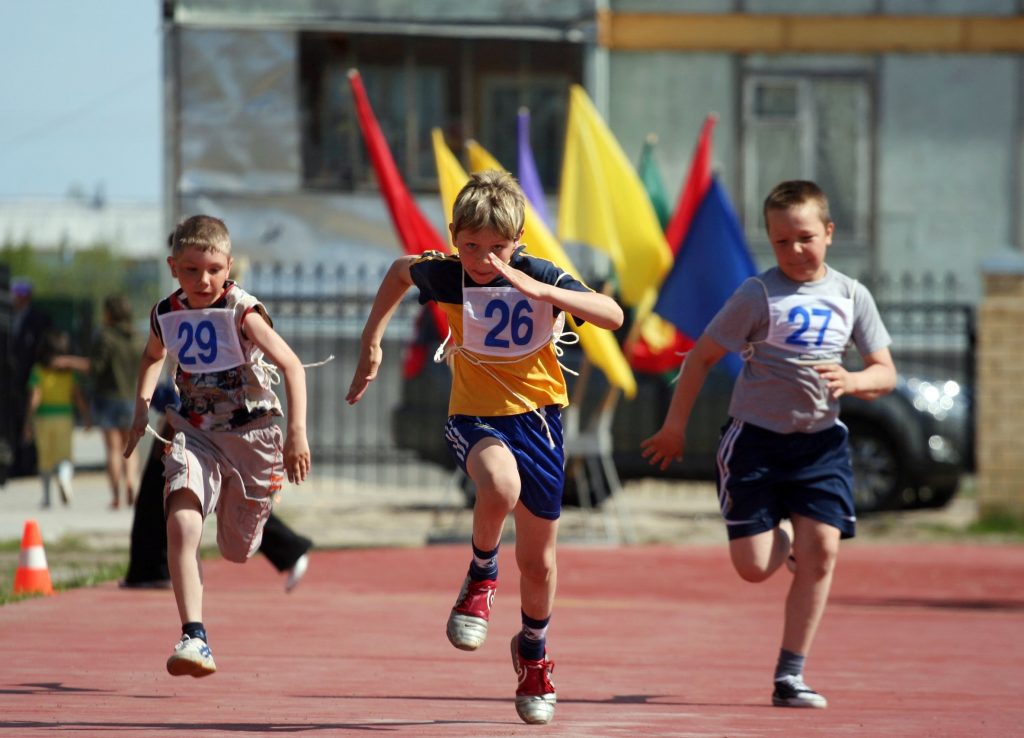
[742,74,872,254]
[300,33,582,192]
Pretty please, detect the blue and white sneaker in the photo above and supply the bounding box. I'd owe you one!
[772,674,827,708]
[166,635,217,678]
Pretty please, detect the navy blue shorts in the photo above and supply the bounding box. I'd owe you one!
[715,418,856,540]
[444,406,565,520]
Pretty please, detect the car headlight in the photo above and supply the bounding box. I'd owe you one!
[927,434,960,464]
[904,377,967,422]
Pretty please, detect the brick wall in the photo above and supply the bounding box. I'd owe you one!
[977,257,1024,519]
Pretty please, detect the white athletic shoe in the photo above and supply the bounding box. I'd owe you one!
[285,553,309,592]
[772,674,827,708]
[166,635,216,678]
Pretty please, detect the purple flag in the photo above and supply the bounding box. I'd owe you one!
[516,107,550,226]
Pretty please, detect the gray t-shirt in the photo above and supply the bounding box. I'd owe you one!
[705,266,891,434]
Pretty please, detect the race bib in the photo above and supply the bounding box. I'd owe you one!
[157,308,246,372]
[765,294,854,363]
[462,286,554,358]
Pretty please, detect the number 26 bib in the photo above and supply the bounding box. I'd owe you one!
[461,286,555,358]
[157,308,247,372]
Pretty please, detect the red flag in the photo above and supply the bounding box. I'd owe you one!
[627,114,717,374]
[348,69,449,377]
[665,114,718,256]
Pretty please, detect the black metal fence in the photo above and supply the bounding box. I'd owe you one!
[248,262,978,490]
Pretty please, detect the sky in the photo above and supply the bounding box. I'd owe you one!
[0,1,161,203]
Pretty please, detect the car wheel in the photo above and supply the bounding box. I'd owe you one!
[845,420,908,513]
[904,483,959,510]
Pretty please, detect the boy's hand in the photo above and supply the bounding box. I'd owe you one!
[814,363,854,399]
[486,253,549,301]
[123,404,149,458]
[641,427,685,471]
[346,344,382,405]
[284,432,311,484]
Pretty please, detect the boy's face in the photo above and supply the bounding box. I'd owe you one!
[766,202,833,283]
[166,247,233,308]
[449,225,523,284]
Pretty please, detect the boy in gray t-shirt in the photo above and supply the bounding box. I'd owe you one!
[643,180,896,709]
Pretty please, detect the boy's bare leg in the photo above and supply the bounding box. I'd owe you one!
[446,439,521,651]
[728,523,793,583]
[165,490,205,624]
[781,514,840,655]
[512,506,558,620]
[466,438,521,549]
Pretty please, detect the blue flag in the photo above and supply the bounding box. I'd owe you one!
[653,177,758,377]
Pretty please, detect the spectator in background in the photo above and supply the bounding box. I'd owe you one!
[25,328,91,507]
[91,295,140,509]
[10,279,52,477]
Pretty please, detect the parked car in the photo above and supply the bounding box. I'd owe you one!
[392,342,971,514]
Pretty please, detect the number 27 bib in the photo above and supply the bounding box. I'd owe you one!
[157,308,246,372]
[462,286,554,358]
[765,294,854,363]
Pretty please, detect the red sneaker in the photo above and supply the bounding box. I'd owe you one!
[510,634,556,724]
[445,576,497,651]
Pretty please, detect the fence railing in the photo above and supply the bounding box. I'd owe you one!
[248,263,979,489]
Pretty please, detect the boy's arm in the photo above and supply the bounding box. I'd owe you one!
[814,347,896,400]
[485,253,624,330]
[346,256,416,405]
[124,328,167,458]
[641,333,728,470]
[244,312,310,484]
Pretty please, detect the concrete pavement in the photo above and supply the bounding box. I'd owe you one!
[0,427,729,552]
[0,427,980,553]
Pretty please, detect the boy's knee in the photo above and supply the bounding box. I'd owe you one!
[474,472,520,507]
[517,551,556,584]
[165,491,203,537]
[733,562,773,583]
[800,545,839,579]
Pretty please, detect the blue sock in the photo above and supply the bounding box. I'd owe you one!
[518,611,550,661]
[774,648,805,680]
[183,622,208,644]
[468,541,498,581]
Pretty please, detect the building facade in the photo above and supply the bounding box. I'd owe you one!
[163,0,1024,299]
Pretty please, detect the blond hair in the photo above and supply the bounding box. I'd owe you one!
[451,170,526,241]
[170,215,232,256]
[762,180,832,231]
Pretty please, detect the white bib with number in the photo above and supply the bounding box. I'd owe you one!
[157,308,246,373]
[461,286,554,358]
[764,294,854,363]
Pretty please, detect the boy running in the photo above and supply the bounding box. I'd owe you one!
[643,180,896,708]
[347,170,623,724]
[125,215,310,677]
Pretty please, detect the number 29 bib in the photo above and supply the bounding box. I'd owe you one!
[157,308,247,373]
[461,286,555,358]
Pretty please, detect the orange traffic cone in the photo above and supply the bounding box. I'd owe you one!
[13,519,54,596]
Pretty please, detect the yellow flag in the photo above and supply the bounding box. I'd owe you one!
[429,132,637,398]
[431,129,468,247]
[558,85,672,311]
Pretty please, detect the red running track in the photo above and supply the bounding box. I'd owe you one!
[1,542,1022,737]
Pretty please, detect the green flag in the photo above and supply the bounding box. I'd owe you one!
[637,133,671,231]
